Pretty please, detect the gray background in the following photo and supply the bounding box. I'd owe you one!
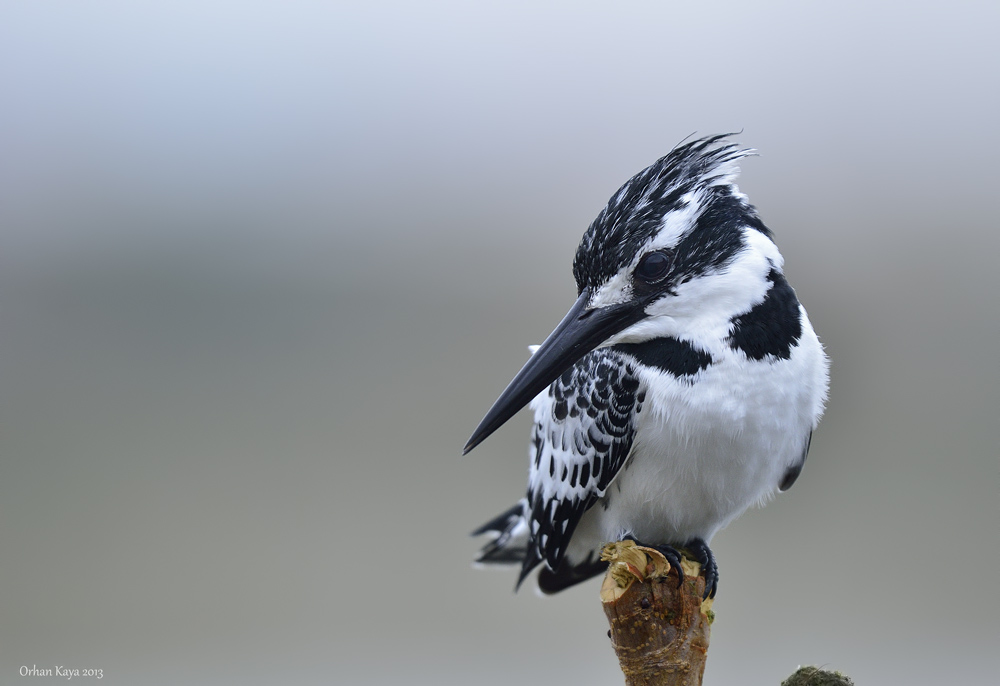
[1,2,997,685]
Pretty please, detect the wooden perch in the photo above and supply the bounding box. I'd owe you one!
[600,541,714,686]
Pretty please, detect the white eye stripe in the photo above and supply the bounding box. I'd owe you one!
[641,191,703,254]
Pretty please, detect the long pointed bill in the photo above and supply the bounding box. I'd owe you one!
[464,289,645,454]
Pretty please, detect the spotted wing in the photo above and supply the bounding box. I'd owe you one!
[517,349,644,587]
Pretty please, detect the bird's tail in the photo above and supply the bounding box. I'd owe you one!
[472,499,607,593]
[471,500,530,566]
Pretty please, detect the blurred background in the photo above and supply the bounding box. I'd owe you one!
[1,2,997,684]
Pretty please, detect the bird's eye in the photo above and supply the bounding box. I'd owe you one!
[635,250,672,283]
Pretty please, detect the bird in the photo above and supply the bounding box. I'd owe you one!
[464,134,830,599]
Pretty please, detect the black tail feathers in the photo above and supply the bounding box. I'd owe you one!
[473,501,528,566]
[473,501,607,593]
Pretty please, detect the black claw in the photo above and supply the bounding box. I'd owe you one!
[623,535,685,587]
[653,544,685,588]
[682,538,719,600]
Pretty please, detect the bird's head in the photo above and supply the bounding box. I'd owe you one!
[464,134,782,453]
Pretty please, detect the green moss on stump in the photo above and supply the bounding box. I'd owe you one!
[781,666,853,686]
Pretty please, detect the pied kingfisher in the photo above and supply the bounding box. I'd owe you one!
[465,135,829,598]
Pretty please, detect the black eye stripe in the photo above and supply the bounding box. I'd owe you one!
[635,250,672,283]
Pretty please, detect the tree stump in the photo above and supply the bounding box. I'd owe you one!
[600,541,714,686]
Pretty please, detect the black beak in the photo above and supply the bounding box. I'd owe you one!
[463,289,645,454]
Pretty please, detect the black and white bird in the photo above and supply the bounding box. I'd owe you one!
[465,135,829,599]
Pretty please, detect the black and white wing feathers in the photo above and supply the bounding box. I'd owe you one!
[518,349,644,587]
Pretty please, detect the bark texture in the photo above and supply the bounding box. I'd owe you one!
[600,541,714,686]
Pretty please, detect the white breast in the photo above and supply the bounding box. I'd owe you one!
[566,308,828,560]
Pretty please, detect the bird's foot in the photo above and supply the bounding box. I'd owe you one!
[622,535,718,599]
[623,535,685,588]
[681,538,718,600]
